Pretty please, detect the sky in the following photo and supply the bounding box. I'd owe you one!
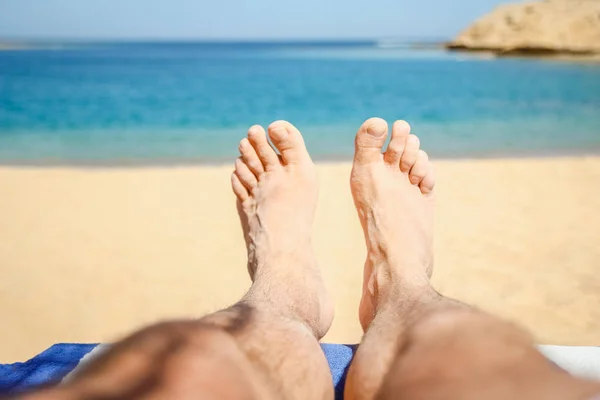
[0,0,506,40]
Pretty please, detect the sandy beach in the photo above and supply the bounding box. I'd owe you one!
[1,156,599,362]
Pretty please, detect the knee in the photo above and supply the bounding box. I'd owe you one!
[153,323,265,399]
[408,308,535,350]
[119,321,260,397]
[132,320,245,365]
[377,309,547,399]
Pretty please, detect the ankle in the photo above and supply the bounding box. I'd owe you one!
[244,274,331,339]
[376,268,438,310]
[369,258,432,296]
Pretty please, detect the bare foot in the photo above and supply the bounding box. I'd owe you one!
[350,118,436,331]
[231,121,334,339]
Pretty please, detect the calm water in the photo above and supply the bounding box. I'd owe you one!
[1,42,599,164]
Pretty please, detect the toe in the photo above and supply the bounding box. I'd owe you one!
[400,134,420,173]
[239,138,264,177]
[409,150,429,185]
[268,120,310,165]
[235,158,258,192]
[231,172,249,202]
[420,168,436,195]
[354,118,388,164]
[384,120,411,166]
[247,125,280,170]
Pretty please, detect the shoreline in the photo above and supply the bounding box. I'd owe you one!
[1,149,600,168]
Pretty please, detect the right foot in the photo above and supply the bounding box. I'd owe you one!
[231,121,334,339]
[350,118,436,331]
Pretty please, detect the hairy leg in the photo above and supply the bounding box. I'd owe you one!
[344,118,600,400]
[20,121,334,400]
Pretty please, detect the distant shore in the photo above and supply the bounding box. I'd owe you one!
[0,43,27,51]
[445,45,600,63]
[3,38,600,61]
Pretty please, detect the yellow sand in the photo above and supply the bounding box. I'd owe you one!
[1,157,599,362]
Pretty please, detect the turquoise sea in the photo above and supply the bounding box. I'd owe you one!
[1,41,599,165]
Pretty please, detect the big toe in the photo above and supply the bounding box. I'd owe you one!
[354,118,388,164]
[268,120,310,165]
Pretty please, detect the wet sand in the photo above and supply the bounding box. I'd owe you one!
[1,156,599,362]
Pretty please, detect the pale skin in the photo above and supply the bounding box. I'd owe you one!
[18,119,600,400]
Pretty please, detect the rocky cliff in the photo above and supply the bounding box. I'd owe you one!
[447,0,600,56]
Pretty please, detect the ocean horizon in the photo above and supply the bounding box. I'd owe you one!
[1,40,599,165]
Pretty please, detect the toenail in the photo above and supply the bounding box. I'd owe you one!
[366,124,386,137]
[248,126,261,136]
[270,127,288,141]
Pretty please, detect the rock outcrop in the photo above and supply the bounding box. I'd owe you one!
[447,0,600,56]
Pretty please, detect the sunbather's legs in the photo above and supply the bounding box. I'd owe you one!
[344,118,600,400]
[22,121,334,400]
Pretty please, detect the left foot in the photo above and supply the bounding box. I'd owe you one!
[232,121,333,339]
